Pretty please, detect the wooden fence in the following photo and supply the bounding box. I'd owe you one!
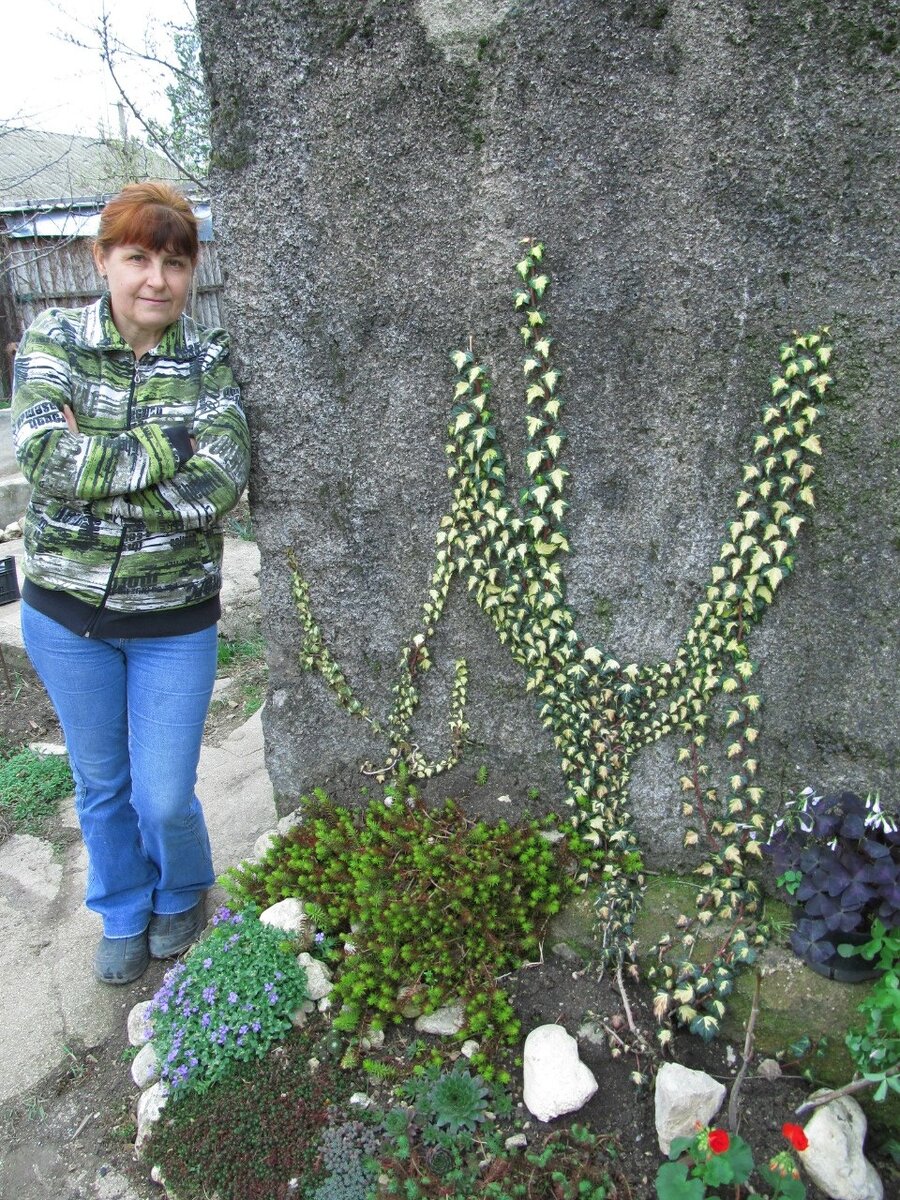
[0,233,224,399]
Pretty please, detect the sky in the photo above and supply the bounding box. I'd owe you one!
[2,0,194,139]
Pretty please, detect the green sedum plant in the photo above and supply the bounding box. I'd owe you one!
[0,747,73,837]
[288,241,833,1039]
[222,771,573,1058]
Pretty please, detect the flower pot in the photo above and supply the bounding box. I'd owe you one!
[791,915,881,983]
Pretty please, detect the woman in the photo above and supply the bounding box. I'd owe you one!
[11,182,250,985]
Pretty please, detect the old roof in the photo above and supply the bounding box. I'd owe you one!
[0,127,187,211]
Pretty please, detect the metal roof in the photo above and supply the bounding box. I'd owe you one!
[0,128,191,210]
[4,202,213,241]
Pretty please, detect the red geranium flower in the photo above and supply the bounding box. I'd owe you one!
[708,1129,730,1154]
[782,1122,809,1151]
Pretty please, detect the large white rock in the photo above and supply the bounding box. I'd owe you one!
[135,1081,169,1154]
[127,1000,155,1047]
[522,1024,598,1122]
[130,1042,160,1089]
[259,898,313,948]
[800,1096,883,1200]
[654,1062,726,1154]
[296,952,334,1001]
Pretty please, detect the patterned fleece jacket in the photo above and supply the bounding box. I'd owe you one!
[12,296,250,617]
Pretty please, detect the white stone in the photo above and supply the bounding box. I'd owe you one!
[415,1002,466,1036]
[135,1081,169,1154]
[253,830,278,860]
[361,1028,385,1051]
[350,1092,374,1108]
[259,898,313,947]
[505,1133,528,1151]
[317,995,332,1013]
[127,1000,155,1047]
[522,1024,598,1122]
[800,1096,883,1200]
[26,741,68,756]
[130,1042,160,1088]
[654,1062,726,1154]
[296,952,333,1001]
[460,1039,479,1058]
[276,810,303,835]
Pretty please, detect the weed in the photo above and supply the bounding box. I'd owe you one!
[0,748,73,837]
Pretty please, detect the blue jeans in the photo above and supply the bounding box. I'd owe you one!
[22,605,217,937]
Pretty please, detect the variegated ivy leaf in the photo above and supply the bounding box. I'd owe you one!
[545,433,563,457]
[450,349,473,371]
[453,410,474,435]
[801,434,823,455]
[534,336,552,357]
[544,398,561,420]
[548,468,568,491]
[516,257,530,279]
[525,415,544,438]
[785,515,805,538]
[532,484,551,509]
[526,449,545,474]
[454,380,471,399]
[526,383,545,404]
[527,309,544,327]
[514,290,530,309]
[531,273,549,297]
[542,368,560,392]
[523,356,541,374]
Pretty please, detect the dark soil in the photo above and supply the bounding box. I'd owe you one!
[0,613,894,1200]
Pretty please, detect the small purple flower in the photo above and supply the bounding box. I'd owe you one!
[251,1021,261,1033]
[203,957,213,970]
[314,931,325,945]
[203,985,217,1004]
[228,991,238,1005]
[268,991,279,1005]
[201,1012,211,1028]
[239,1024,249,1036]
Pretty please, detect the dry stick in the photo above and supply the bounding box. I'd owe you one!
[0,643,11,691]
[794,1066,900,1117]
[615,962,638,1036]
[727,969,762,1133]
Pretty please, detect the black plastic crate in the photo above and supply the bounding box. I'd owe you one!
[0,556,19,605]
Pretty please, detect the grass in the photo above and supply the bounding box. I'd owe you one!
[0,747,73,838]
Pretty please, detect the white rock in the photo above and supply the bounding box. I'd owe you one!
[26,741,68,756]
[276,810,303,835]
[259,898,313,947]
[415,1002,466,1036]
[317,995,332,1013]
[522,1024,598,1122]
[127,1000,155,1047]
[800,1096,883,1200]
[135,1082,169,1153]
[253,830,278,860]
[130,1042,160,1088]
[361,1029,385,1051]
[654,1062,726,1154]
[296,952,333,1001]
[460,1039,479,1059]
[350,1092,374,1108]
[505,1133,528,1151]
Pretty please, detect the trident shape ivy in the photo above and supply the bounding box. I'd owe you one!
[289,241,832,1036]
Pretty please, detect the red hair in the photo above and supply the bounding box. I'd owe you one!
[96,182,199,263]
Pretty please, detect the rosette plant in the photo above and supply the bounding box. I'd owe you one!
[763,789,899,975]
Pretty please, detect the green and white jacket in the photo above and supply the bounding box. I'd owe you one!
[12,297,250,630]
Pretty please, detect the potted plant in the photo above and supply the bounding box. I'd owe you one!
[763,789,899,982]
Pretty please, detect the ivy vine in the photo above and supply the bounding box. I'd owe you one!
[289,241,833,1038]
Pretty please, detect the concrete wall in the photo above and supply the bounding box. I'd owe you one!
[197,0,898,859]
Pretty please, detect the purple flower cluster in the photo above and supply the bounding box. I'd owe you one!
[147,907,309,1096]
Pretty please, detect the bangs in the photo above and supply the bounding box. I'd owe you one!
[101,201,198,262]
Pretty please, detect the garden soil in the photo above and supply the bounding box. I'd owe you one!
[0,592,896,1199]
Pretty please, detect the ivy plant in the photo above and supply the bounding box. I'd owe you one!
[288,241,833,1039]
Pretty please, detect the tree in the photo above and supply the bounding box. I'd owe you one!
[92,2,210,186]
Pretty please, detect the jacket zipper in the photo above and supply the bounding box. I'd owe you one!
[84,359,138,638]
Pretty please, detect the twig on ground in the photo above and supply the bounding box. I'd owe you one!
[794,1066,900,1117]
[727,969,761,1133]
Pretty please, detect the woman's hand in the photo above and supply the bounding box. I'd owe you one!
[62,404,79,433]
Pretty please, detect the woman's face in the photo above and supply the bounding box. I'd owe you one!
[93,241,193,355]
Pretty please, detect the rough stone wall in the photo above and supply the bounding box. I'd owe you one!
[197,0,898,861]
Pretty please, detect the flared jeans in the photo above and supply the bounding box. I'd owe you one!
[22,604,217,937]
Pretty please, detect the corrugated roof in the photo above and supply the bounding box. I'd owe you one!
[0,128,190,210]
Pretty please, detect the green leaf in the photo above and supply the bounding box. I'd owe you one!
[655,1162,704,1200]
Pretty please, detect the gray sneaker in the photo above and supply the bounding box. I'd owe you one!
[94,933,150,985]
[148,896,207,959]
